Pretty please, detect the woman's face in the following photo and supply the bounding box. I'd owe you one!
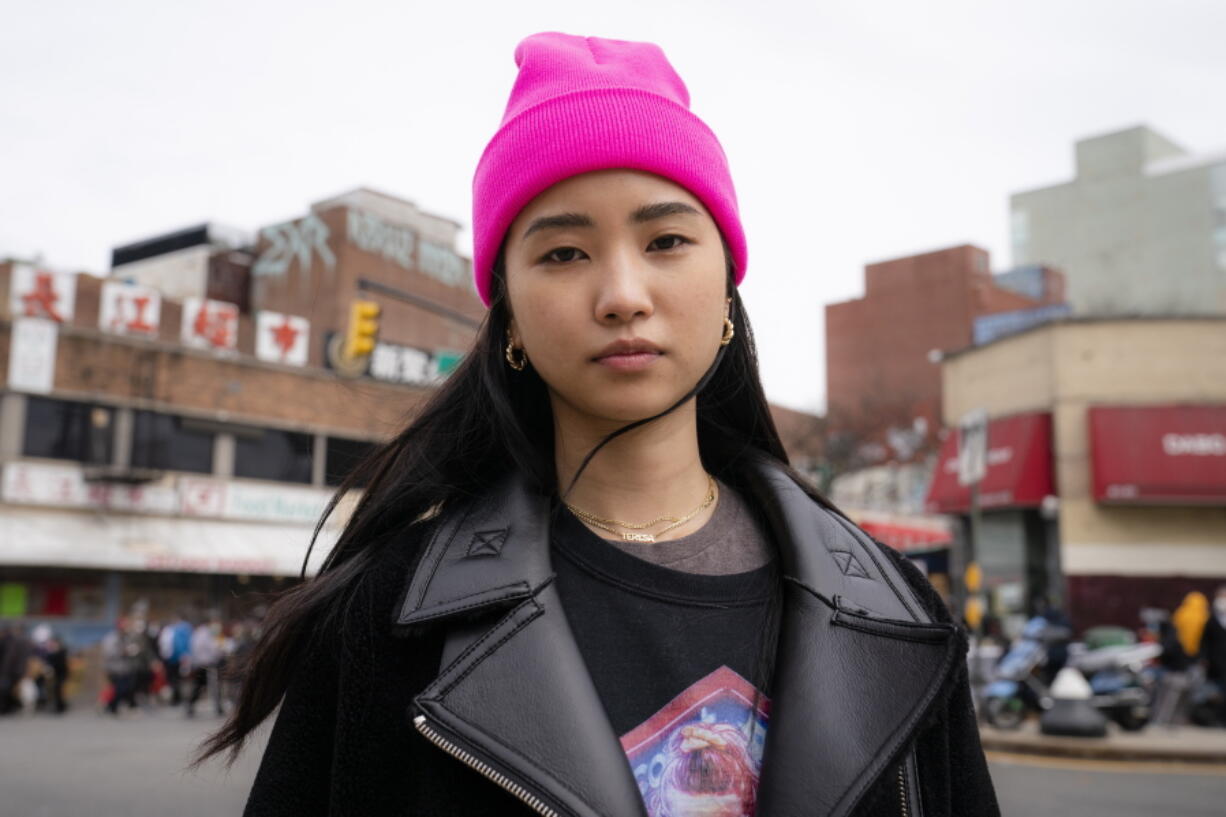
[504,169,729,426]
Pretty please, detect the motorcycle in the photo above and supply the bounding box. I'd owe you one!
[982,616,1067,730]
[983,617,1159,731]
[1072,642,1160,731]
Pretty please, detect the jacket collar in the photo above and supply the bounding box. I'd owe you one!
[395,458,962,817]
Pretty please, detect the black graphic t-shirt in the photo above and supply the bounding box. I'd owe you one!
[550,498,776,817]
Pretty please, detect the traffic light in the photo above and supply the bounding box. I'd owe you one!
[344,300,381,358]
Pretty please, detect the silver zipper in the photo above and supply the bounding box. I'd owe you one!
[413,713,561,817]
[897,763,909,817]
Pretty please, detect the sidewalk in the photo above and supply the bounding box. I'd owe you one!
[980,721,1226,764]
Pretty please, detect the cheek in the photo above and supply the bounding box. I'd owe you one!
[511,286,582,365]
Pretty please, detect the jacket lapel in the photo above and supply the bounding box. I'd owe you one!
[394,460,962,817]
[742,462,963,817]
[396,473,647,817]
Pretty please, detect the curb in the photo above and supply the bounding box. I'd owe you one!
[980,728,1226,765]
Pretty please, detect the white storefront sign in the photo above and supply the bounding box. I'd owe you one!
[3,461,181,515]
[99,281,161,338]
[9,265,76,323]
[178,476,329,525]
[0,506,333,577]
[370,341,440,386]
[7,318,58,393]
[255,310,310,367]
[956,408,989,487]
[2,462,331,526]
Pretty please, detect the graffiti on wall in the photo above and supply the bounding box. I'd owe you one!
[343,208,467,288]
[253,213,337,286]
[347,209,416,270]
[418,240,466,287]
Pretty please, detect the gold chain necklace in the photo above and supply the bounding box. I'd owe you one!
[565,475,716,543]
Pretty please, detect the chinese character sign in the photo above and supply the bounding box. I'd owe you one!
[256,310,310,366]
[9,265,76,323]
[99,281,161,337]
[181,297,239,351]
[370,342,434,385]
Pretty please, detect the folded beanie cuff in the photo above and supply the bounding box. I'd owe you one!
[472,86,748,306]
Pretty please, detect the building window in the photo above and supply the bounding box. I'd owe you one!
[325,437,378,487]
[1011,209,1030,265]
[23,397,113,463]
[130,411,215,474]
[233,427,313,484]
[1211,165,1226,272]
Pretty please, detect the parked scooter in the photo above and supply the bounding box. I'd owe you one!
[984,617,1158,731]
[1071,641,1160,731]
[1188,679,1226,727]
[983,616,1069,729]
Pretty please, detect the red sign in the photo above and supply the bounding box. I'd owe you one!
[1089,405,1226,505]
[925,412,1054,514]
[181,297,239,351]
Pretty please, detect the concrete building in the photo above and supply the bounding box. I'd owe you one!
[929,316,1226,632]
[1011,125,1226,316]
[825,244,1065,465]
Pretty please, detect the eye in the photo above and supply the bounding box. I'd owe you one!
[648,234,690,252]
[540,246,587,264]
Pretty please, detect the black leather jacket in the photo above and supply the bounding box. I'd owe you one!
[244,457,999,817]
[394,458,994,817]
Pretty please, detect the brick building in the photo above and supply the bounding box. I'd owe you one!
[824,244,1065,463]
[0,188,483,647]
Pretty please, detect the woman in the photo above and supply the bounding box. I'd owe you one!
[197,32,999,817]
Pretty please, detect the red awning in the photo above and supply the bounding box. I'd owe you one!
[924,412,1054,514]
[855,517,953,552]
[1089,404,1226,505]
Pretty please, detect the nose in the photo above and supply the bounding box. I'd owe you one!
[593,249,653,325]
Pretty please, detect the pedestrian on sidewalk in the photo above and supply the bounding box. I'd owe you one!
[185,616,224,718]
[158,610,193,707]
[1200,585,1226,726]
[101,618,141,716]
[195,32,1000,817]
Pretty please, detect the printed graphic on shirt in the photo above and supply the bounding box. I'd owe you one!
[619,665,770,817]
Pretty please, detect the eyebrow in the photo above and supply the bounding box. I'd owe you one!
[521,212,593,240]
[520,201,701,240]
[630,201,701,223]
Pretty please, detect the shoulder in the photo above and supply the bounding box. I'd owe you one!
[867,536,958,627]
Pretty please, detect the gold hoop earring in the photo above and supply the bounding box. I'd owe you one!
[720,316,735,347]
[505,335,527,371]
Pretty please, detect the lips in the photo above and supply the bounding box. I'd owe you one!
[593,338,663,372]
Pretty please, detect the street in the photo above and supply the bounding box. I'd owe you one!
[1,708,1224,816]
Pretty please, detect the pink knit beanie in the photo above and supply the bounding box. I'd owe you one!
[471,32,748,306]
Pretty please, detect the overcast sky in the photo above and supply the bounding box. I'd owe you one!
[2,0,1223,412]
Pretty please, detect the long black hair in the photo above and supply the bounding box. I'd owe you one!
[194,247,815,767]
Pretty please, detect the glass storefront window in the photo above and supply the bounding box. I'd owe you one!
[233,426,313,484]
[130,411,215,474]
[325,437,377,487]
[23,396,113,464]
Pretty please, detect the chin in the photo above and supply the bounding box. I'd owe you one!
[567,390,685,426]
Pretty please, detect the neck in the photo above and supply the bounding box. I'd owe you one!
[552,398,715,541]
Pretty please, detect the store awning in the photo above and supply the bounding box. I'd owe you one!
[0,506,333,576]
[924,411,1054,514]
[1089,404,1226,505]
[851,513,953,553]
